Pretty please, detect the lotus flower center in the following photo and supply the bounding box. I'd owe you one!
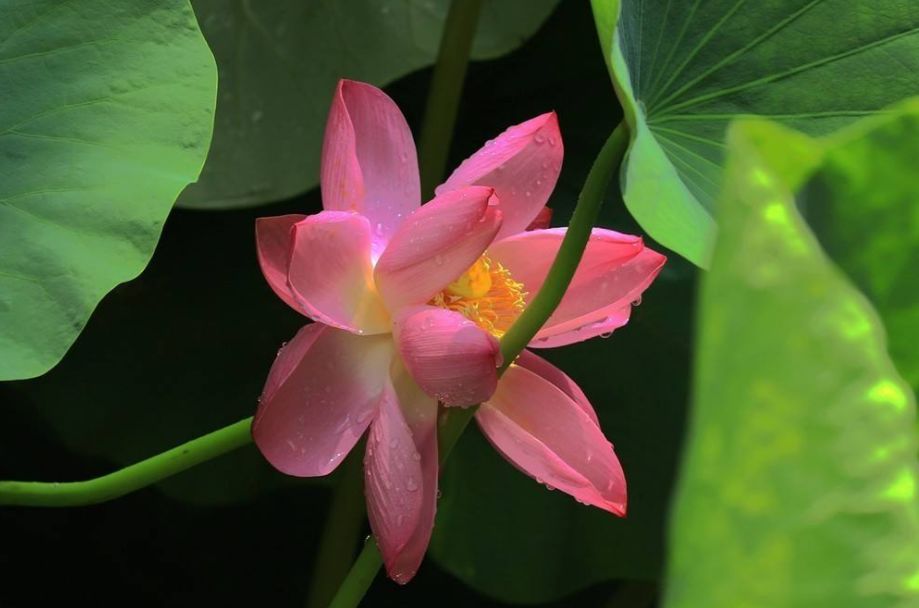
[430,254,527,338]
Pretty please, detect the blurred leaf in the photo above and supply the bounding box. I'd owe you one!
[664,109,919,607]
[179,0,559,209]
[591,0,919,267]
[0,0,217,380]
[431,275,693,603]
[806,106,919,395]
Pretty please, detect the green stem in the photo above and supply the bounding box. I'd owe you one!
[305,450,367,608]
[497,122,630,370]
[327,539,383,608]
[327,122,631,607]
[417,0,484,200]
[0,417,252,507]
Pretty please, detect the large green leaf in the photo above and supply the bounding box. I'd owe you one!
[664,109,919,607]
[179,0,559,209]
[0,0,217,380]
[591,0,919,267]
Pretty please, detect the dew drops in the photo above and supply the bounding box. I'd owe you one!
[406,477,418,492]
[534,133,546,144]
[389,438,399,449]
[356,410,373,424]
[599,331,614,339]
[524,190,532,198]
[411,451,422,461]
[548,135,557,146]
[631,296,642,306]
[434,254,444,266]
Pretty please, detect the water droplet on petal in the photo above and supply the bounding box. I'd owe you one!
[406,477,418,492]
[631,296,642,306]
[389,438,399,449]
[599,331,613,339]
[534,133,545,144]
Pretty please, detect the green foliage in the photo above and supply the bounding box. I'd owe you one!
[665,108,919,607]
[0,0,217,380]
[179,0,559,209]
[591,0,919,267]
[807,105,919,396]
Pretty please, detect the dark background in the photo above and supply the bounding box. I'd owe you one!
[0,2,692,606]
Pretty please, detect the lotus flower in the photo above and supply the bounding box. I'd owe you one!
[253,80,665,583]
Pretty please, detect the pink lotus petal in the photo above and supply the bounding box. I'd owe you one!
[489,228,666,346]
[365,364,438,583]
[252,326,392,477]
[260,322,324,405]
[372,360,439,584]
[393,306,501,407]
[438,112,563,241]
[515,349,598,425]
[529,306,632,349]
[321,80,420,256]
[256,214,307,314]
[374,186,501,313]
[478,364,627,515]
[287,211,390,335]
[526,205,553,230]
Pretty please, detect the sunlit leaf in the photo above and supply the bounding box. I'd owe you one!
[179,0,559,209]
[591,0,919,267]
[0,0,217,380]
[807,107,919,396]
[664,108,919,607]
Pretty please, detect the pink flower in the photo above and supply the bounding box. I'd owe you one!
[253,80,665,583]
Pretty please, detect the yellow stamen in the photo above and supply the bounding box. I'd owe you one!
[430,254,526,337]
